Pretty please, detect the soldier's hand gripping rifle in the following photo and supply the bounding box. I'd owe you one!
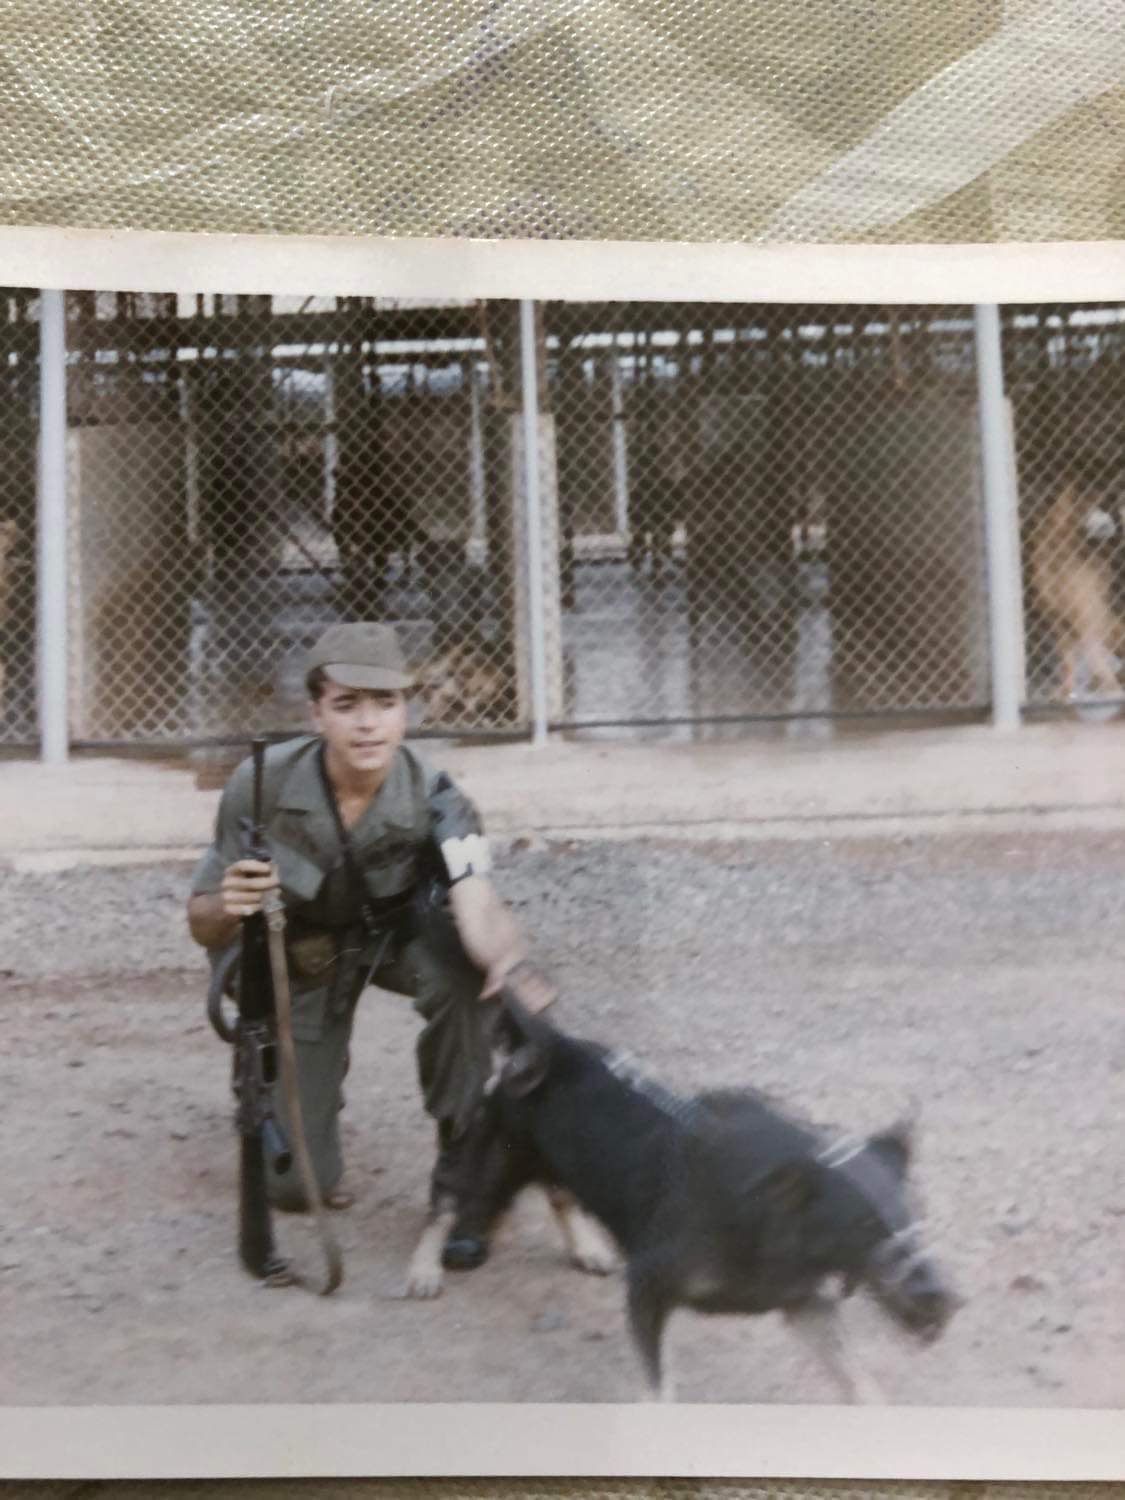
[231,737,343,1296]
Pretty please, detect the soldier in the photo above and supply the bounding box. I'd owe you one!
[186,621,553,1269]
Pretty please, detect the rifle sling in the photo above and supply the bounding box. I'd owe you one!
[264,891,344,1296]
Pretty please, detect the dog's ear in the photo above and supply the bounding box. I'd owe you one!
[758,1160,819,1213]
[499,1042,551,1100]
[491,1007,523,1055]
[500,987,556,1045]
[868,1113,917,1176]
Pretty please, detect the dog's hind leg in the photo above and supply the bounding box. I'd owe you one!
[544,1186,619,1276]
[628,1265,674,1401]
[403,1207,457,1299]
[783,1296,885,1404]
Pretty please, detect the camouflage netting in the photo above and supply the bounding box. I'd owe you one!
[2,0,1125,243]
[2,4,1122,1494]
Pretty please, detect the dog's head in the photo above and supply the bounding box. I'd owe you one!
[829,1117,959,1341]
[486,990,561,1103]
[758,1114,959,1343]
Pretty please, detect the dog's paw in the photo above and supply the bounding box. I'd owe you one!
[402,1212,457,1298]
[567,1218,620,1277]
[403,1262,445,1299]
[403,1241,446,1299]
[573,1245,618,1276]
[548,1190,620,1276]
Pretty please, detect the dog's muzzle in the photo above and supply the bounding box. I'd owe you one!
[866,1226,959,1341]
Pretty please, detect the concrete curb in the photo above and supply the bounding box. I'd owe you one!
[4,719,1124,873]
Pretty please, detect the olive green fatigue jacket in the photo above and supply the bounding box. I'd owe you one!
[191,734,492,1133]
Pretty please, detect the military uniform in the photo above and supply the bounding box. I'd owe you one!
[191,731,495,1212]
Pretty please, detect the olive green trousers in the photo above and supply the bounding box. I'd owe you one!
[265,933,497,1212]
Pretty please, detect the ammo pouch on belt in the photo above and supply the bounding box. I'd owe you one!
[207,880,425,1045]
[286,886,421,1039]
[287,930,339,981]
[285,926,380,1039]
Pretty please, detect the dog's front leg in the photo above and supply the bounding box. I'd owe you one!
[783,1296,885,1405]
[544,1186,619,1276]
[403,1207,457,1299]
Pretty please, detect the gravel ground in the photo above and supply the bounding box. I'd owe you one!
[1,829,1122,1408]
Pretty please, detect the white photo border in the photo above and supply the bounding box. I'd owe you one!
[0,1403,1122,1481]
[0,225,1123,302]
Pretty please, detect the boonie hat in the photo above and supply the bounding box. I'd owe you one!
[305,622,416,691]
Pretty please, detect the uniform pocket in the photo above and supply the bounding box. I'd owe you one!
[289,980,329,1042]
[272,838,328,906]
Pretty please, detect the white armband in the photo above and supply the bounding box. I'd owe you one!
[440,832,492,884]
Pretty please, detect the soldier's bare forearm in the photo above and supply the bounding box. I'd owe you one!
[448,875,524,972]
[187,891,241,950]
[448,875,555,1009]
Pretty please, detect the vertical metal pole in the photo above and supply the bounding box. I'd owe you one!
[973,303,1025,731]
[468,361,487,550]
[179,366,202,547]
[609,349,630,539]
[519,298,549,747]
[322,353,338,525]
[37,289,69,765]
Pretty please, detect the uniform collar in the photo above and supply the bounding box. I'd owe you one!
[274,735,328,814]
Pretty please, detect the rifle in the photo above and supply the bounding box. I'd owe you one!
[232,736,293,1285]
[236,735,343,1295]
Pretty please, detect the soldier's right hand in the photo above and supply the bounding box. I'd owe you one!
[220,859,280,919]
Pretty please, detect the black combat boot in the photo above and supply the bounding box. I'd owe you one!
[432,1119,490,1271]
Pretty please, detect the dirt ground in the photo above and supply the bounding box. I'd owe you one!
[1,828,1122,1408]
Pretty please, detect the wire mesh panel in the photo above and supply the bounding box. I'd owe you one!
[42,294,1125,748]
[64,293,530,743]
[1004,304,1125,713]
[545,303,991,734]
[0,289,39,746]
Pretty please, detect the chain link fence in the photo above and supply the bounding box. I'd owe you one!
[62,294,535,744]
[546,303,991,737]
[0,289,39,747]
[7,294,1125,751]
[1005,304,1125,714]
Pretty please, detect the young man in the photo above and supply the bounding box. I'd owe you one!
[187,621,553,1268]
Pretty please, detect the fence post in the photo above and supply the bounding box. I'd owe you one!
[518,298,550,747]
[609,349,630,540]
[322,352,337,525]
[36,288,69,765]
[973,303,1025,731]
[468,360,487,549]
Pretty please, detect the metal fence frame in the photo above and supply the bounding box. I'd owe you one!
[14,297,1059,761]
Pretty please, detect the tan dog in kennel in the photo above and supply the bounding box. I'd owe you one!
[1029,482,1124,703]
[415,633,511,730]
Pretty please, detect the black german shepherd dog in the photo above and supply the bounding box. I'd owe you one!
[408,995,959,1401]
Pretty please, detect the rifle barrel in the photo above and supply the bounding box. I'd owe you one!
[251,736,267,835]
